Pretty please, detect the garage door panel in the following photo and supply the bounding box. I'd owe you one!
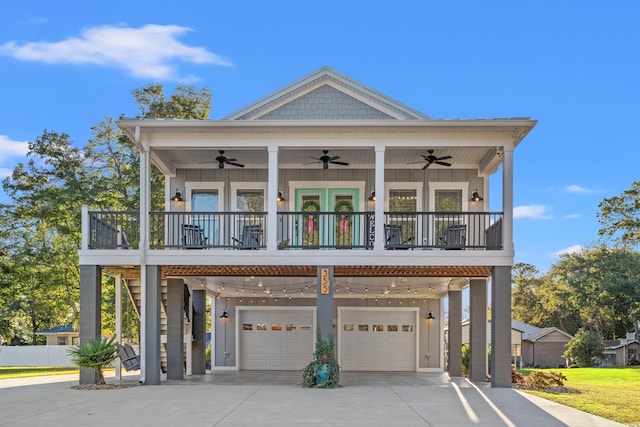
[239,309,313,370]
[340,309,416,371]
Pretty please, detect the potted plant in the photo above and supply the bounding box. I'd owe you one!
[302,330,340,388]
[67,336,119,385]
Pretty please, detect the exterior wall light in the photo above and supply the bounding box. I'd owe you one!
[470,189,483,202]
[171,189,183,202]
[277,191,285,202]
[426,311,435,320]
[368,191,376,202]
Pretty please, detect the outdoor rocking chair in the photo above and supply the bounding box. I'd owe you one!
[182,224,208,249]
[116,343,140,371]
[232,224,262,250]
[384,224,414,250]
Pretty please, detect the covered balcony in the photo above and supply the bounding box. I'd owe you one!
[85,209,503,251]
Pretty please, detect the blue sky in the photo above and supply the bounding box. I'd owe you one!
[1,1,638,274]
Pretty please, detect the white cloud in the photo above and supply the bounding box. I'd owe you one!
[0,135,29,161]
[0,24,233,80]
[513,204,552,220]
[563,184,597,194]
[564,213,582,219]
[553,245,583,258]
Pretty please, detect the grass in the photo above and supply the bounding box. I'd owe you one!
[0,366,79,380]
[518,367,640,426]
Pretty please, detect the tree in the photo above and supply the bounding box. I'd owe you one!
[551,246,640,339]
[598,181,640,248]
[0,83,213,344]
[563,329,604,367]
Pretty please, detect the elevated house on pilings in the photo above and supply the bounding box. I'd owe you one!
[78,67,536,386]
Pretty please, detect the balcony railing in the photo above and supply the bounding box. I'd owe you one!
[86,211,503,251]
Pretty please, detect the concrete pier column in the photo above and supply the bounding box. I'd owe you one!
[316,266,335,341]
[491,266,512,387]
[166,278,185,380]
[448,290,463,377]
[79,265,102,384]
[469,279,488,382]
[144,265,162,385]
[191,289,206,375]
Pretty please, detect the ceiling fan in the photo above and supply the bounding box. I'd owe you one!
[306,150,349,170]
[409,149,452,169]
[215,150,244,169]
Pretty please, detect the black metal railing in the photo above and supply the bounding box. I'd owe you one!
[382,212,504,250]
[88,211,139,249]
[87,210,503,251]
[276,212,373,249]
[149,211,267,249]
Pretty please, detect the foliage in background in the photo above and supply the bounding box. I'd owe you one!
[597,180,640,248]
[0,83,212,344]
[302,330,340,388]
[461,343,470,376]
[512,246,640,339]
[67,336,118,384]
[563,329,604,367]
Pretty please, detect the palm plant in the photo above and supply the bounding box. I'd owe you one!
[67,336,119,384]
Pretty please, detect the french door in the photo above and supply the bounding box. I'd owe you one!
[294,188,359,248]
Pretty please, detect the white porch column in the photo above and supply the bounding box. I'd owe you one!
[374,146,385,251]
[115,274,122,380]
[502,146,514,254]
[267,146,279,251]
[138,128,151,383]
[469,279,488,382]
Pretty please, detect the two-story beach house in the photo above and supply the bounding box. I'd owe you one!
[78,67,536,387]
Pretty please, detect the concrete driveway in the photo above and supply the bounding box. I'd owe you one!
[0,371,628,426]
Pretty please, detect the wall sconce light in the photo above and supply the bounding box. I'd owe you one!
[470,189,483,202]
[426,311,435,320]
[368,191,376,202]
[171,189,183,202]
[277,191,285,202]
[220,310,229,319]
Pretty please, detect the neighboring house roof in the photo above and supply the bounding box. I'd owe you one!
[223,66,432,121]
[36,324,78,335]
[511,320,573,342]
[605,339,640,350]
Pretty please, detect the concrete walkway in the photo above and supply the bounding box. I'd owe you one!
[0,371,628,426]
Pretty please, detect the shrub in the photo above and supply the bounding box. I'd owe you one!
[302,330,340,388]
[461,344,470,375]
[523,371,567,390]
[563,329,604,367]
[67,336,118,384]
[511,365,524,384]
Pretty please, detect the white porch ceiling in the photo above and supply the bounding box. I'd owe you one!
[154,146,496,171]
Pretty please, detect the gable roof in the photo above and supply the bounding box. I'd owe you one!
[511,320,573,342]
[223,66,431,121]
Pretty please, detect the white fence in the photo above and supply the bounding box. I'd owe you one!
[0,346,77,367]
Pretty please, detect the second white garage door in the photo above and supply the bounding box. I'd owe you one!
[339,308,417,371]
[238,308,315,370]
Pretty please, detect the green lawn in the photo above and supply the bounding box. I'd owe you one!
[0,366,79,380]
[519,367,640,426]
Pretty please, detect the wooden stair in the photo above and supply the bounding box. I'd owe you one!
[126,280,168,373]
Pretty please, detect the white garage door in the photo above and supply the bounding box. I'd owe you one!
[239,309,314,370]
[340,309,417,371]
